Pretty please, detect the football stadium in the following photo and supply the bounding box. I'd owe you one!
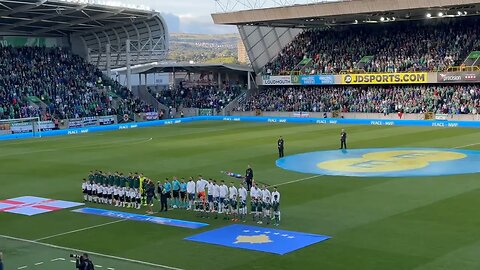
[1,0,480,269]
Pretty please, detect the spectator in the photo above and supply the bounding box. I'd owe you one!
[152,84,242,113]
[238,85,480,115]
[265,17,480,75]
[0,46,153,120]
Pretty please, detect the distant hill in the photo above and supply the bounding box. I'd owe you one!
[168,33,240,64]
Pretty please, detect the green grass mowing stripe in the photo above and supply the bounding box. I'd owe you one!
[0,234,184,270]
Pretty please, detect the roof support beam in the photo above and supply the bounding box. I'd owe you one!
[33,9,124,34]
[0,4,87,32]
[0,0,46,17]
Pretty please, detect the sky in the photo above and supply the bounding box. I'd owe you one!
[119,0,237,34]
[116,0,336,34]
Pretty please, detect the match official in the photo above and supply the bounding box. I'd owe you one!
[159,182,168,212]
[0,251,3,270]
[340,129,347,149]
[277,136,284,158]
[245,165,253,191]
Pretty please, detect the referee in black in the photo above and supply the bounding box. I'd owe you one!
[158,182,168,212]
[340,129,347,149]
[277,136,285,158]
[245,165,253,191]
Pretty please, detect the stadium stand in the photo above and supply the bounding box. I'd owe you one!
[0,46,154,120]
[264,18,480,75]
[152,84,242,112]
[237,85,480,115]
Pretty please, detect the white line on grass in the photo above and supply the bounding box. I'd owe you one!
[453,142,480,149]
[107,268,115,270]
[34,262,44,265]
[0,234,183,270]
[17,266,27,269]
[34,219,127,241]
[275,142,480,187]
[277,175,323,186]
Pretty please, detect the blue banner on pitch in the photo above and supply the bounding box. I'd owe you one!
[73,207,208,229]
[185,224,330,255]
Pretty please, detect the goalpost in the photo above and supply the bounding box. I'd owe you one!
[0,117,42,138]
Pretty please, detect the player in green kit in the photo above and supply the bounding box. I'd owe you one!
[133,174,140,189]
[180,178,187,209]
[263,196,271,225]
[271,187,281,226]
[171,177,181,208]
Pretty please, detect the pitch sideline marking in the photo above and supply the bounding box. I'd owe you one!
[34,219,127,241]
[453,142,480,149]
[0,234,184,270]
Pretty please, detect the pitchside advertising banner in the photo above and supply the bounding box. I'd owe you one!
[262,75,292,85]
[260,72,480,85]
[291,75,335,85]
[11,121,54,133]
[262,75,335,85]
[341,73,428,84]
[437,72,480,83]
[98,115,116,125]
[3,116,480,141]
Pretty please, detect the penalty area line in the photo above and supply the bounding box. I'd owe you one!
[0,234,184,270]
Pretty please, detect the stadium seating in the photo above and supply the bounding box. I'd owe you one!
[152,85,242,112]
[238,85,480,114]
[264,18,480,75]
[0,46,154,120]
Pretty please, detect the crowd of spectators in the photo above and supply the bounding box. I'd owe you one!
[237,85,480,115]
[264,17,480,75]
[0,46,153,120]
[153,84,242,112]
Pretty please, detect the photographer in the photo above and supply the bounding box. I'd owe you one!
[74,253,94,270]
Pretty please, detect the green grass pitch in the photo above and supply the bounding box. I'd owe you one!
[1,121,480,270]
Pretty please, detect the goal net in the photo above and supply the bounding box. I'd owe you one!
[0,117,42,137]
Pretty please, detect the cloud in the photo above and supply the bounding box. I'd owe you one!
[160,12,180,33]
[118,0,236,34]
[160,13,236,34]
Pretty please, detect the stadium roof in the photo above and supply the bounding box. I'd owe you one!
[212,0,480,73]
[0,0,168,69]
[212,0,480,27]
[113,63,253,75]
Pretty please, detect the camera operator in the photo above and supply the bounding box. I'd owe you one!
[0,251,4,270]
[74,253,94,270]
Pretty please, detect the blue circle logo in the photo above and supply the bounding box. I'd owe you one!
[276,148,480,177]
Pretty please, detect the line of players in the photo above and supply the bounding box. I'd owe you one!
[81,172,281,225]
[81,179,143,209]
[184,177,281,226]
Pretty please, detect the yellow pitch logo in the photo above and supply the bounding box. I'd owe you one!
[317,150,466,173]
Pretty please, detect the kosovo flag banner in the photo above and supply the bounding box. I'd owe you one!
[185,224,331,255]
